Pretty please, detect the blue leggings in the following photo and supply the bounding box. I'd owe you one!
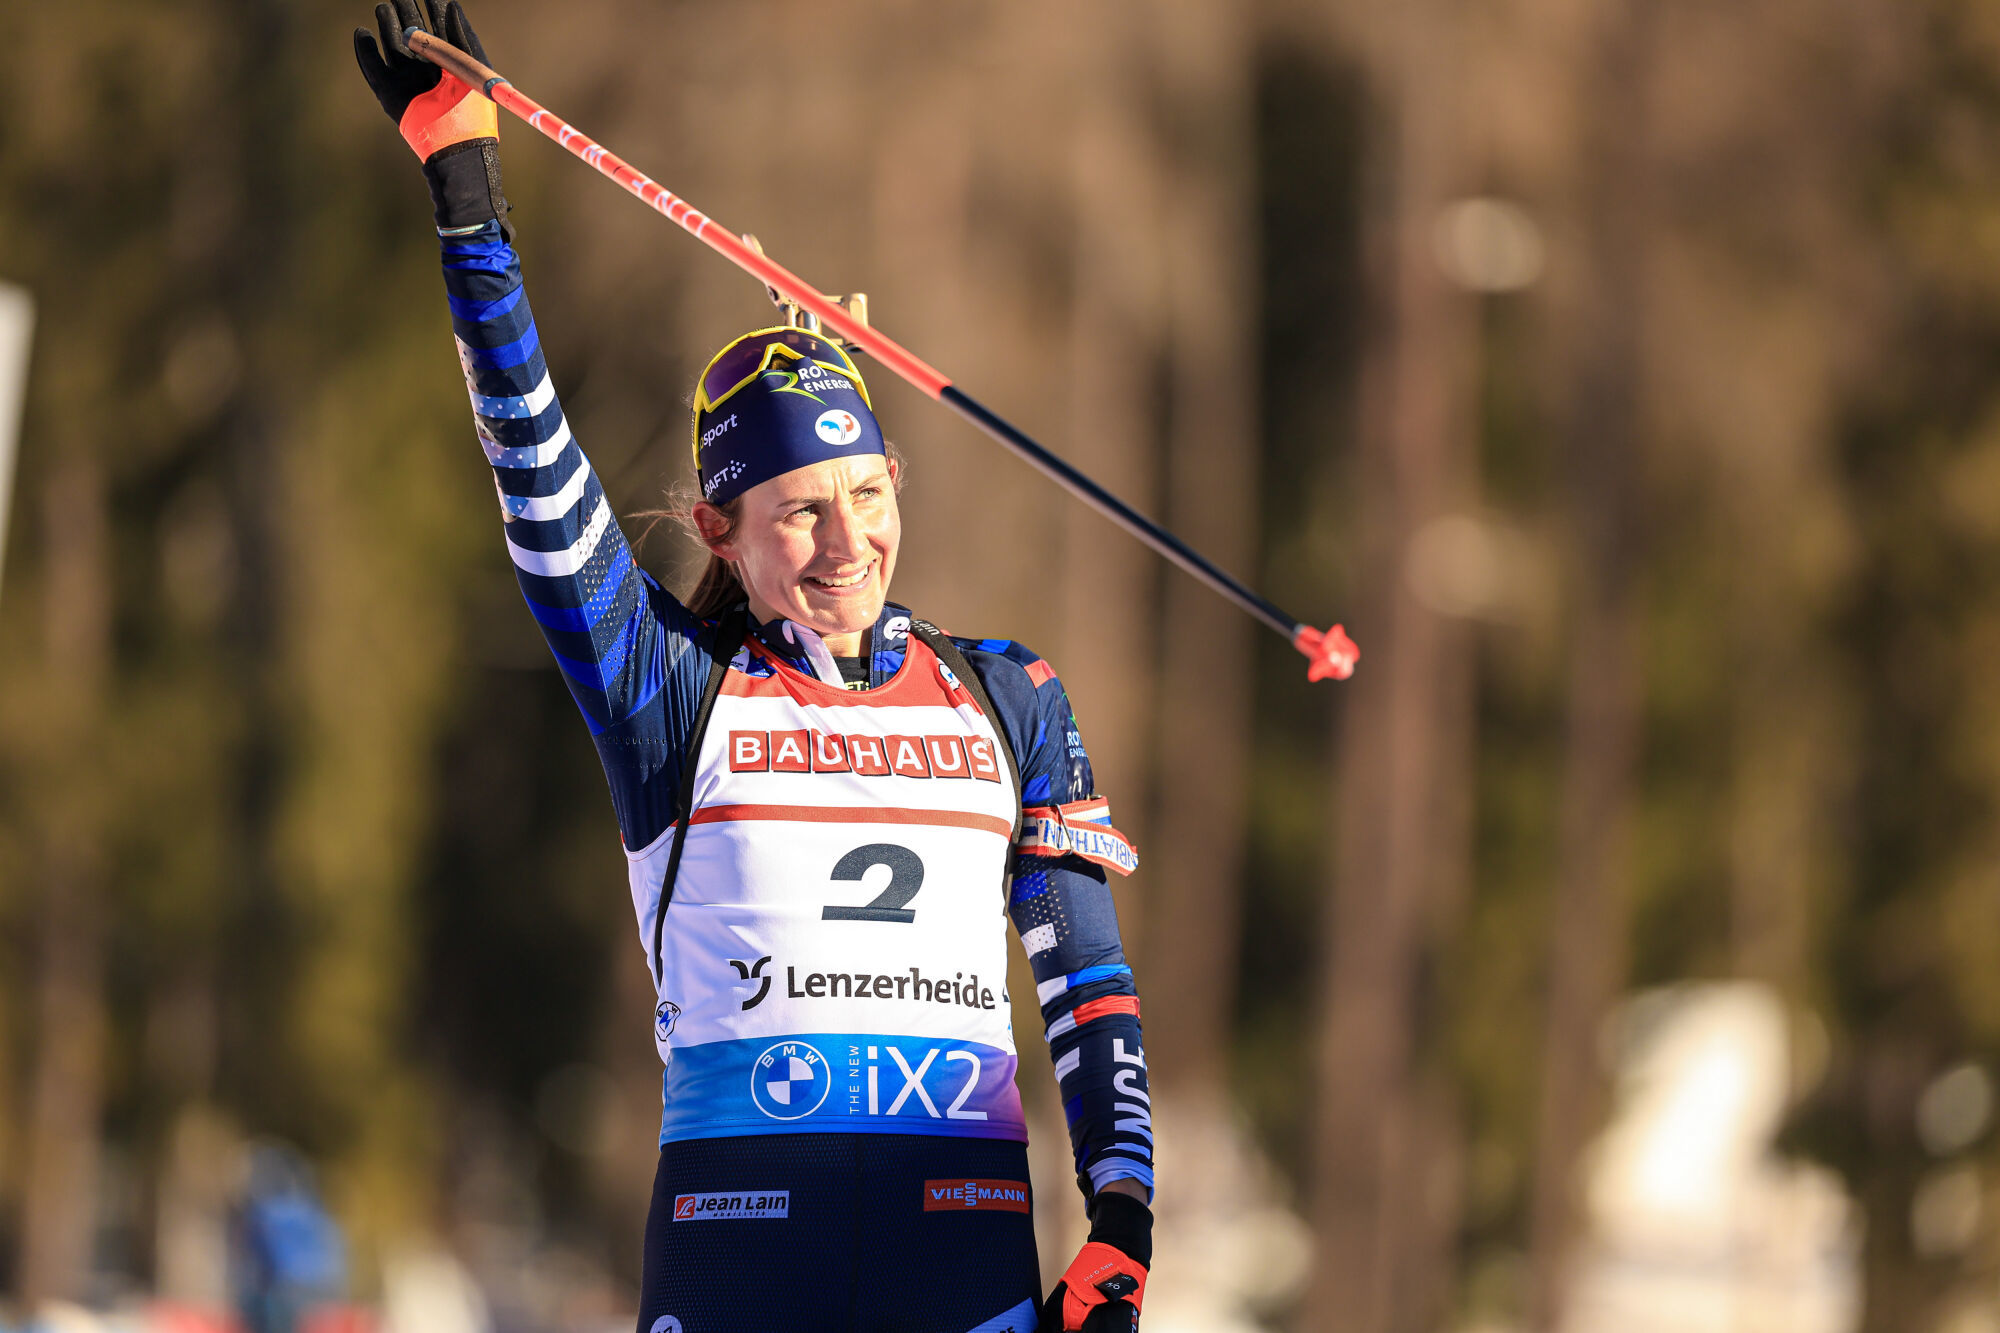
[637,1134,1043,1333]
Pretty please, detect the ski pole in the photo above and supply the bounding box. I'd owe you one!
[407,28,1358,682]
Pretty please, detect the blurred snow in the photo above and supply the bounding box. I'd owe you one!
[380,1247,489,1333]
[1559,983,1861,1333]
[1141,1095,1313,1333]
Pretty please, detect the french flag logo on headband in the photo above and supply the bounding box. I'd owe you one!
[815,410,863,446]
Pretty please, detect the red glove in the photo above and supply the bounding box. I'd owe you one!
[1041,1192,1151,1332]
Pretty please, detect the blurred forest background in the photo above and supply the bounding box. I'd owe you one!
[6,0,2000,1331]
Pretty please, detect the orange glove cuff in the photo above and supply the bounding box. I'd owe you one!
[1059,1241,1148,1330]
[399,72,497,161]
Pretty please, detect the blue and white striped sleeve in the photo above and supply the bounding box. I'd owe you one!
[967,640,1154,1200]
[439,220,713,847]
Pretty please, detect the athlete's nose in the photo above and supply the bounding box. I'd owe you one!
[821,492,871,567]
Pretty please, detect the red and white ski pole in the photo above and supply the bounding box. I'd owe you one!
[408,28,1358,682]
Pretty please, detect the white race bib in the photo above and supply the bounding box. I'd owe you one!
[626,635,1024,1144]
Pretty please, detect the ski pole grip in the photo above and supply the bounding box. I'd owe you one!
[406,27,508,97]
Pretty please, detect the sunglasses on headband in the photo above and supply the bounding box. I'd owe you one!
[692,327,873,425]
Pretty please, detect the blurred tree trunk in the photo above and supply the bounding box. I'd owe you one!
[1309,0,1476,1328]
[17,454,110,1307]
[1061,0,1165,837]
[1053,15,1166,1277]
[1525,1,1653,1325]
[1139,10,1278,1324]
[260,0,483,1262]
[1144,0,1255,1111]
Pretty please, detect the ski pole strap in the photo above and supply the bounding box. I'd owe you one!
[649,603,748,986]
[908,620,1023,853]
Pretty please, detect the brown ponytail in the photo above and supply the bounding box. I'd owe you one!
[637,480,745,620]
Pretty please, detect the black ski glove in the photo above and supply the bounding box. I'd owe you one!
[353,0,509,230]
[1040,1190,1152,1332]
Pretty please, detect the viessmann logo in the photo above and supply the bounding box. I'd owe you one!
[923,1178,1031,1213]
[727,728,1003,782]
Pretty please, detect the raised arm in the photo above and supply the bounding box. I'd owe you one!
[357,0,715,855]
[439,222,680,735]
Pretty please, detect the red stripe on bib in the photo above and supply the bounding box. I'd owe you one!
[687,804,1013,838]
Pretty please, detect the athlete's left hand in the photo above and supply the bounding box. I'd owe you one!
[1041,1191,1151,1332]
[354,0,496,162]
[354,0,510,230]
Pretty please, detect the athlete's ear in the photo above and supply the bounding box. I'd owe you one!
[692,500,735,559]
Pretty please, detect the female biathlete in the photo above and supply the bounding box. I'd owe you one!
[356,5,1155,1331]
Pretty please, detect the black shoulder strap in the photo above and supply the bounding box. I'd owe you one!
[649,603,748,986]
[909,619,1024,848]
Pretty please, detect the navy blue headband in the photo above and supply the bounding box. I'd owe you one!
[692,332,885,505]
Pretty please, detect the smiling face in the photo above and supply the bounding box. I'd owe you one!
[694,454,900,656]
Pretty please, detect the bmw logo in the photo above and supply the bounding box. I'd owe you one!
[655,1000,680,1043]
[814,409,863,446]
[750,1040,832,1121]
